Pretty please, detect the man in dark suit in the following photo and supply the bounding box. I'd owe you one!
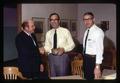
[15,19,44,79]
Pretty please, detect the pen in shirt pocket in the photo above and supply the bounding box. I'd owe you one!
[88,39,91,41]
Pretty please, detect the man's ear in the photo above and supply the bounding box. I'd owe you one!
[93,18,95,22]
[25,26,29,31]
[58,20,61,24]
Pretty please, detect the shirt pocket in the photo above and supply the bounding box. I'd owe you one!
[87,38,95,47]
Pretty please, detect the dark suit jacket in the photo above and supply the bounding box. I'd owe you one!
[15,31,42,78]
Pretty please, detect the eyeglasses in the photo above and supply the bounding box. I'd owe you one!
[83,18,93,21]
[50,19,59,21]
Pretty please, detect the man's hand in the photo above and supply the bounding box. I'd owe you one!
[94,65,101,79]
[40,64,44,72]
[39,47,45,55]
[57,48,64,56]
[52,48,64,56]
[52,49,59,55]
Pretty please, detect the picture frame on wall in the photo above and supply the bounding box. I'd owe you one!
[32,17,45,47]
[96,21,109,32]
[32,17,45,33]
[100,21,109,32]
[60,19,70,30]
[70,19,77,38]
[70,19,77,31]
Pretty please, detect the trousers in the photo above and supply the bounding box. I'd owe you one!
[83,54,96,79]
[48,53,70,77]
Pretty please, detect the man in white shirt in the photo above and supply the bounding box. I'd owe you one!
[82,12,104,79]
[40,13,75,77]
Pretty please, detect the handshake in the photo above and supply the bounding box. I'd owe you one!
[52,48,64,56]
[39,47,64,56]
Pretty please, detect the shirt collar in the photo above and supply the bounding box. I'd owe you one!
[52,26,61,31]
[88,24,96,31]
[23,30,31,36]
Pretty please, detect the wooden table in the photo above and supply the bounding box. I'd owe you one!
[50,69,116,80]
[101,69,116,79]
[50,75,83,80]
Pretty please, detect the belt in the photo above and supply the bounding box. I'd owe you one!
[51,53,58,56]
[85,54,96,58]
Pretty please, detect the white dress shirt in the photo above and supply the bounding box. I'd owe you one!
[44,26,75,53]
[83,24,104,64]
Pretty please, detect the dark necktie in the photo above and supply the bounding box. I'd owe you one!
[84,29,89,54]
[53,29,57,49]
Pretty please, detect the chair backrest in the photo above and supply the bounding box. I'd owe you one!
[3,67,27,80]
[3,67,19,80]
[71,56,83,77]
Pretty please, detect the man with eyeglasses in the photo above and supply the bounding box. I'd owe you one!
[40,13,75,77]
[82,12,104,79]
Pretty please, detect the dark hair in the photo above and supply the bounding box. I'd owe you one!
[49,13,60,20]
[21,21,28,29]
[83,12,94,19]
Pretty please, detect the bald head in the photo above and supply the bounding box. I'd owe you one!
[22,19,35,34]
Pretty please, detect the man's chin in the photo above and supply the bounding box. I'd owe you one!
[32,31,35,33]
[52,25,59,28]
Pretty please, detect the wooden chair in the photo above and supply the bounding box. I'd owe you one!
[102,47,116,70]
[71,55,83,77]
[3,67,27,80]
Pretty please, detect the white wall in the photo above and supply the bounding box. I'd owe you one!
[21,4,116,48]
[22,4,77,32]
[22,4,77,20]
[77,4,116,48]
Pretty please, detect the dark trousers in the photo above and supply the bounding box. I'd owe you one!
[83,54,95,80]
[18,60,49,79]
[48,53,70,77]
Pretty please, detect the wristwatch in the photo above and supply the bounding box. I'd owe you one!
[96,64,100,69]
